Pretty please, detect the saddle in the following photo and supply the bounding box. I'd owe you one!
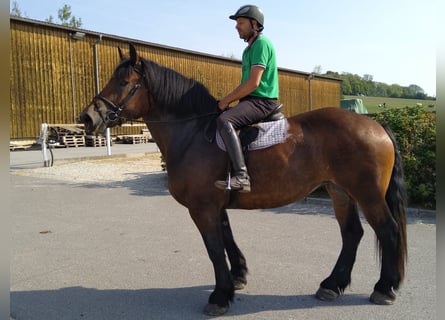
[205,104,285,146]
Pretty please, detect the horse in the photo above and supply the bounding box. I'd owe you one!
[79,43,407,316]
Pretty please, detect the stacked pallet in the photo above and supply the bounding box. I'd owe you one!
[122,134,150,144]
[51,125,86,148]
[118,128,153,145]
[9,143,32,151]
[59,135,85,147]
[85,135,110,147]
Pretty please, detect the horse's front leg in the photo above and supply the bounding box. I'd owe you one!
[220,209,248,290]
[189,208,234,316]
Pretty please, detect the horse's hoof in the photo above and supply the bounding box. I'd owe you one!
[370,290,396,305]
[203,303,229,316]
[315,286,339,301]
[233,279,246,290]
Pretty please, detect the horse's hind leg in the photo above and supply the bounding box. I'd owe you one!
[221,209,248,290]
[361,202,405,305]
[316,183,364,301]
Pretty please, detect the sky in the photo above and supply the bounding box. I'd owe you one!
[10,0,437,97]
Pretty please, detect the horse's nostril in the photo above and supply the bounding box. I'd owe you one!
[79,112,95,134]
[79,112,90,124]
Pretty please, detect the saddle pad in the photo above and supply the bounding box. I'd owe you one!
[216,118,289,151]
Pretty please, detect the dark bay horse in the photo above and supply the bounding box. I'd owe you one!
[79,43,407,316]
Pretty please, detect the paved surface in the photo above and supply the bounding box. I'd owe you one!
[9,144,436,320]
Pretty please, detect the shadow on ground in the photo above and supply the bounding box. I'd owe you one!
[11,285,373,320]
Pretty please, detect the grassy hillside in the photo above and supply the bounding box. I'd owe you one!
[343,95,436,114]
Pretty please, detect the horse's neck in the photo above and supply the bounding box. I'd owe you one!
[142,60,217,160]
[146,119,202,163]
[146,62,217,119]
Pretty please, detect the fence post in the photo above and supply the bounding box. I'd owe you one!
[39,123,50,167]
[106,128,111,155]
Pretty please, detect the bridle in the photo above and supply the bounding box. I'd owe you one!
[93,66,146,125]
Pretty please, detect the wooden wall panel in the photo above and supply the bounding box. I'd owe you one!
[10,17,340,140]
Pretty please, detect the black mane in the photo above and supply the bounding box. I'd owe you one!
[137,58,218,117]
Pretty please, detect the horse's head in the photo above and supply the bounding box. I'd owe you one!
[79,43,148,135]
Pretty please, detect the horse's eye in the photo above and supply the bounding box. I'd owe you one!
[120,80,129,86]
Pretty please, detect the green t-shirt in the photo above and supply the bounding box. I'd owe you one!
[241,35,279,99]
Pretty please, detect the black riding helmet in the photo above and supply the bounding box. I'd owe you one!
[229,5,264,32]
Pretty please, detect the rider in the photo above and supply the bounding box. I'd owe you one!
[214,4,280,193]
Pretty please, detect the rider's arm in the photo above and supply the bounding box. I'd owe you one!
[218,66,265,110]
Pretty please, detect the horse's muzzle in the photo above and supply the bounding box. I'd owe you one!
[79,109,99,135]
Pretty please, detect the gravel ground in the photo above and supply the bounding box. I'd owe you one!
[10,153,165,184]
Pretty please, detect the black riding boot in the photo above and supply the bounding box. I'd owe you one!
[215,122,251,192]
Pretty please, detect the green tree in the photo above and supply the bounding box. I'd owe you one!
[362,75,376,96]
[375,82,389,97]
[10,1,23,17]
[46,4,82,28]
[321,70,432,100]
[313,65,322,75]
[388,84,403,98]
[348,74,364,95]
[341,77,352,95]
[363,74,373,82]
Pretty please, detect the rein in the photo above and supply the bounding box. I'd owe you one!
[144,111,220,125]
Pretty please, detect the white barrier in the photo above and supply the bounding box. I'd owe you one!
[39,123,51,167]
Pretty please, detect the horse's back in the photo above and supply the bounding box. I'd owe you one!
[288,107,391,153]
[291,107,380,133]
[288,107,395,197]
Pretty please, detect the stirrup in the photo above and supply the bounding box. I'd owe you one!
[214,171,251,193]
[214,170,232,191]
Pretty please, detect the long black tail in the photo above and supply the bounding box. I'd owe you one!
[382,124,408,283]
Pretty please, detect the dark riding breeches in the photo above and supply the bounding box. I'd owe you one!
[216,96,278,131]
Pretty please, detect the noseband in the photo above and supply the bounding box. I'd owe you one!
[93,66,145,125]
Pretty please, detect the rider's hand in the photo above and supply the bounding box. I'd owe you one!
[218,100,229,111]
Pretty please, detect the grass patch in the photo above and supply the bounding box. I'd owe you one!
[344,95,436,114]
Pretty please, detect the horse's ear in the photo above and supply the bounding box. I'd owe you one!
[129,43,139,66]
[118,46,125,61]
